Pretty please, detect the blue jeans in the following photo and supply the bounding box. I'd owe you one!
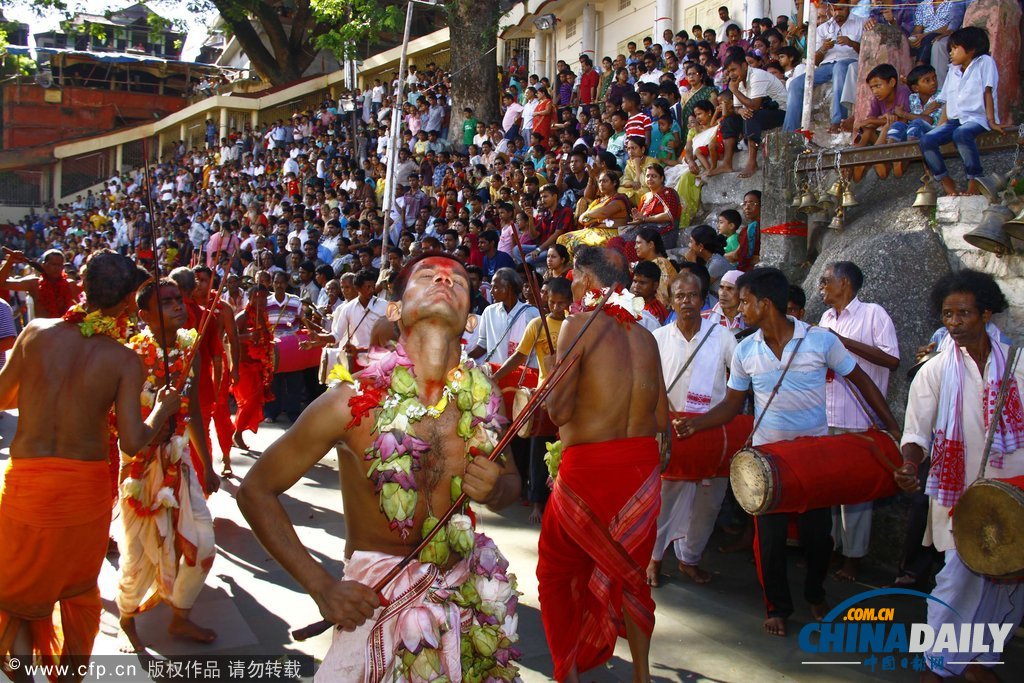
[783,59,857,131]
[887,119,933,142]
[919,119,986,180]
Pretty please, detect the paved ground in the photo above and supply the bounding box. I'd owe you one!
[1,411,1021,682]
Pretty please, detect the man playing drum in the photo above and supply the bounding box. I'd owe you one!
[676,268,900,637]
[897,270,1024,681]
[647,271,737,587]
[818,261,900,583]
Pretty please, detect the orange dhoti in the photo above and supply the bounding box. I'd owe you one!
[536,436,661,680]
[232,360,267,436]
[0,457,111,676]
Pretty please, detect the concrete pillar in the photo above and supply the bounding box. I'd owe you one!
[654,0,673,46]
[178,123,187,146]
[52,160,62,205]
[250,110,259,129]
[157,132,166,160]
[744,0,764,27]
[532,30,548,80]
[219,107,229,139]
[115,144,123,174]
[580,4,597,61]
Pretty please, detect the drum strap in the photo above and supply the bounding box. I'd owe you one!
[665,323,717,409]
[744,333,806,449]
[978,344,1021,479]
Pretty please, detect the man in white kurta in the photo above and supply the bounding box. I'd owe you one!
[818,262,900,581]
[647,273,736,585]
[900,276,1024,678]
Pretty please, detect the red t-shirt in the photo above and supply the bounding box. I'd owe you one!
[579,69,600,105]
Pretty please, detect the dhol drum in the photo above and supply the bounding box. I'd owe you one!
[488,363,557,437]
[275,331,322,374]
[664,413,754,480]
[952,475,1024,579]
[730,430,901,515]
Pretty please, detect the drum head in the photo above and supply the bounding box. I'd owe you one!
[954,480,1024,579]
[512,387,533,438]
[730,449,772,515]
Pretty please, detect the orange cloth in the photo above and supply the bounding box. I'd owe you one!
[0,457,111,679]
[537,436,661,680]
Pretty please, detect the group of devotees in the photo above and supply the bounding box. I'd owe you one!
[0,244,1021,683]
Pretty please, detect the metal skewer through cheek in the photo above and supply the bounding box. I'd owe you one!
[290,289,612,641]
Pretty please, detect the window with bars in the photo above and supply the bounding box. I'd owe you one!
[565,18,577,39]
[618,0,631,10]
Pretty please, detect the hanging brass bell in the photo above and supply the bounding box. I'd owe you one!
[964,204,1015,255]
[975,171,1012,203]
[798,189,819,213]
[842,187,859,207]
[912,178,938,211]
[828,180,842,197]
[791,186,803,209]
[817,190,837,213]
[1002,205,1024,241]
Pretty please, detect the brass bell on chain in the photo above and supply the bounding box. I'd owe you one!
[817,189,837,214]
[912,176,938,211]
[798,188,819,213]
[1003,205,1024,241]
[842,186,859,208]
[975,170,1013,203]
[964,204,1015,255]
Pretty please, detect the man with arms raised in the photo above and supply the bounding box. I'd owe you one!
[0,248,82,319]
[647,272,737,588]
[676,268,900,638]
[0,251,178,677]
[539,246,669,683]
[239,253,523,681]
[898,270,1024,681]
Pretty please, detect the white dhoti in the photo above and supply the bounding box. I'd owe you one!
[831,502,872,558]
[651,478,728,566]
[315,551,468,683]
[926,549,1024,677]
[117,452,215,615]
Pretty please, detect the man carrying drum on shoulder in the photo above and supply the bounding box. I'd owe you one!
[818,261,900,583]
[897,270,1024,681]
[647,271,737,587]
[675,268,901,638]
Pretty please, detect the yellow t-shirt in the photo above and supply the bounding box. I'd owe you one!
[514,316,564,380]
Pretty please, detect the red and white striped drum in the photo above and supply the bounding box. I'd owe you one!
[952,475,1024,579]
[729,430,901,515]
[664,413,754,480]
[274,331,321,374]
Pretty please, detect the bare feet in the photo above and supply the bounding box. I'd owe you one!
[828,124,842,135]
[220,465,234,478]
[168,613,217,644]
[834,557,859,582]
[763,616,787,637]
[889,572,920,589]
[738,163,759,179]
[811,600,829,622]
[232,431,249,450]
[706,165,735,177]
[718,525,753,553]
[119,616,145,653]
[939,176,959,196]
[678,562,712,583]
[646,560,662,587]
[528,503,544,525]
[894,160,908,178]
[965,179,981,196]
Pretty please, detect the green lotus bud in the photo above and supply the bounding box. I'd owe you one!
[447,514,474,557]
[469,625,499,657]
[450,475,463,501]
[391,365,418,396]
[469,369,491,403]
[457,389,474,411]
[409,649,442,680]
[457,410,474,439]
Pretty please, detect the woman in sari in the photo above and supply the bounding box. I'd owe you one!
[678,63,718,140]
[532,87,555,149]
[617,163,682,261]
[634,227,677,307]
[557,170,631,256]
[618,136,658,207]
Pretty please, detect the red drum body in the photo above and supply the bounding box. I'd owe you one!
[275,332,321,373]
[664,413,754,480]
[488,363,557,437]
[952,475,1024,579]
[729,430,901,515]
[489,363,538,420]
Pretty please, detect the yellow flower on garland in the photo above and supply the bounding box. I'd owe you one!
[326,363,353,387]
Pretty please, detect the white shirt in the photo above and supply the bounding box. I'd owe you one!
[819,297,899,430]
[718,20,740,37]
[522,98,539,130]
[740,67,789,111]
[654,319,737,412]
[816,15,866,64]
[940,54,1000,129]
[331,295,387,350]
[475,300,539,365]
[784,64,807,93]
[502,101,524,133]
[901,342,1024,552]
[638,70,664,85]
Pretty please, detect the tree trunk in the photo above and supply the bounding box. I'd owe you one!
[213,0,320,86]
[444,0,500,143]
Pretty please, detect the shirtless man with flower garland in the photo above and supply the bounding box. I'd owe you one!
[0,251,179,680]
[240,253,524,682]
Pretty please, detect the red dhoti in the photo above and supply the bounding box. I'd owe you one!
[233,360,267,436]
[209,364,234,463]
[0,458,111,680]
[537,436,661,680]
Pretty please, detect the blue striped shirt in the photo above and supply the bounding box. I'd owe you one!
[728,318,857,446]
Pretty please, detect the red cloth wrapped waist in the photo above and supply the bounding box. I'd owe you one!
[538,436,660,680]
[0,457,111,527]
